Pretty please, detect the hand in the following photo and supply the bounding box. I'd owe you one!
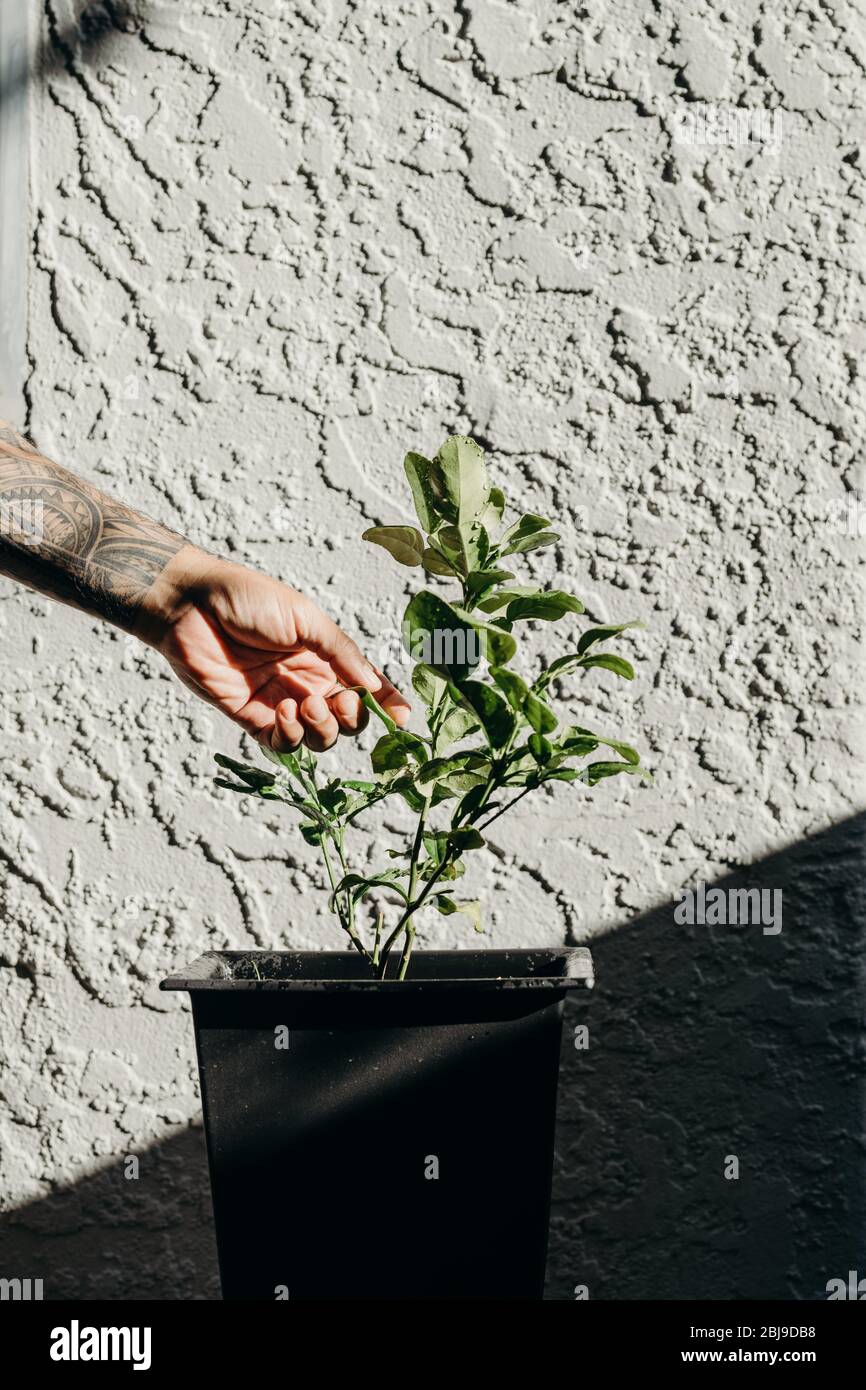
[138,547,410,752]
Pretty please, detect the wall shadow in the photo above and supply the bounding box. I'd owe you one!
[0,815,863,1300]
[548,812,866,1300]
[0,1,145,110]
[0,1125,219,1300]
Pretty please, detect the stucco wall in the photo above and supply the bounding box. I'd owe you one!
[0,0,862,1299]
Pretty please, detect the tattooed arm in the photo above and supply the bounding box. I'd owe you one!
[0,418,186,630]
[0,422,409,749]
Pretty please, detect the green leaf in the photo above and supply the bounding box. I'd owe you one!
[213,754,276,790]
[353,685,399,734]
[418,755,465,787]
[533,653,583,690]
[362,525,425,567]
[487,668,555,733]
[579,654,635,680]
[524,691,558,734]
[434,895,483,932]
[412,662,447,707]
[535,626,643,692]
[392,775,427,812]
[506,590,585,622]
[404,452,438,531]
[434,435,490,525]
[318,781,350,814]
[440,769,487,795]
[417,751,490,788]
[403,591,481,682]
[298,746,318,774]
[422,545,457,576]
[422,830,449,865]
[422,858,464,881]
[475,585,536,614]
[438,704,481,745]
[435,893,458,914]
[259,746,302,775]
[452,608,517,666]
[454,782,489,823]
[432,525,469,576]
[497,512,550,549]
[577,761,652,786]
[299,821,324,844]
[558,732,600,759]
[480,487,506,533]
[576,620,644,656]
[330,869,409,912]
[447,826,485,852]
[214,776,257,795]
[528,732,554,765]
[488,666,529,711]
[501,529,559,556]
[371,746,408,776]
[343,787,393,820]
[466,568,515,603]
[423,826,485,863]
[450,680,516,749]
[495,514,560,557]
[370,730,427,773]
[565,725,641,765]
[457,522,489,574]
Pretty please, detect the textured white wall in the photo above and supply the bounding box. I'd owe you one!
[0,0,862,1298]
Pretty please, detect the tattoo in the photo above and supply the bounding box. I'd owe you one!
[0,421,186,631]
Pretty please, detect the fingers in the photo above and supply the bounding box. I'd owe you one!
[299,693,340,751]
[330,687,368,735]
[266,697,305,752]
[249,677,405,755]
[286,682,407,751]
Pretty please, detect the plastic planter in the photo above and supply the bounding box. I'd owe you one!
[161,947,592,1301]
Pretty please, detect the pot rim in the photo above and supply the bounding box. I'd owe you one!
[160,947,593,993]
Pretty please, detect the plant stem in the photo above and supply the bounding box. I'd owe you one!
[379,685,451,978]
[376,787,432,976]
[397,925,416,980]
[407,795,431,900]
[477,785,533,833]
[334,826,358,941]
[378,850,454,975]
[321,832,371,963]
[372,908,383,966]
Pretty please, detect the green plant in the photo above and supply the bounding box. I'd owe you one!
[213,436,649,979]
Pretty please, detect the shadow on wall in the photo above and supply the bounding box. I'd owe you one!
[0,1,143,107]
[0,814,863,1301]
[548,812,866,1301]
[0,1126,220,1301]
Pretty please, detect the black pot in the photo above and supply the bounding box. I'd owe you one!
[161,947,592,1301]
